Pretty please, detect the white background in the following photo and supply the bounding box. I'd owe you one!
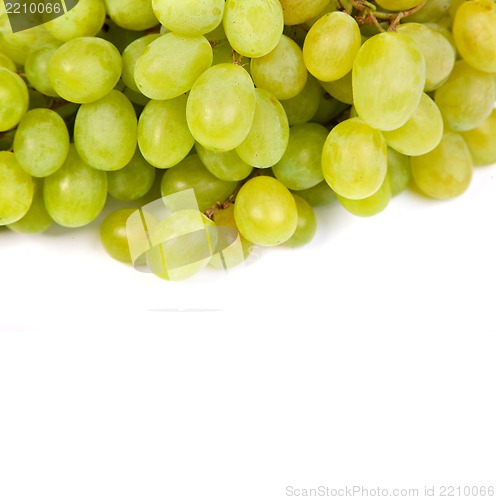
[1,160,496,499]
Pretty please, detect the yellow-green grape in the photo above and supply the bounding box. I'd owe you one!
[397,22,455,91]
[152,0,224,36]
[44,0,106,42]
[0,151,34,225]
[211,38,238,66]
[449,0,467,19]
[352,32,426,131]
[44,145,108,227]
[250,35,307,100]
[0,51,15,71]
[74,90,137,172]
[134,33,212,100]
[453,0,496,73]
[434,60,496,132]
[223,0,284,58]
[294,181,337,207]
[322,118,388,200]
[319,71,353,105]
[461,109,496,166]
[279,0,331,25]
[7,178,52,233]
[121,34,161,93]
[387,148,412,196]
[236,88,289,168]
[375,0,422,9]
[107,150,156,201]
[160,155,237,212]
[24,45,61,98]
[138,95,195,169]
[186,63,256,151]
[234,176,298,246]
[104,0,159,31]
[284,195,317,247]
[406,0,451,22]
[311,90,349,126]
[0,68,29,132]
[281,75,321,126]
[205,21,227,43]
[48,37,122,104]
[303,11,361,82]
[195,144,253,182]
[382,93,444,156]
[411,132,473,200]
[123,87,150,107]
[272,123,328,190]
[100,208,136,264]
[13,108,70,178]
[337,174,391,217]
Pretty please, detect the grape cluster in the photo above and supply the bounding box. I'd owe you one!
[1,0,496,281]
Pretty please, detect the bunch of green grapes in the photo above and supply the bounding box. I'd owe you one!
[1,0,496,280]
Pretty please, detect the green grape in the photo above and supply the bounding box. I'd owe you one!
[24,45,61,98]
[453,0,496,74]
[461,109,496,166]
[0,51,15,71]
[44,0,106,42]
[397,22,455,91]
[236,88,289,168]
[410,132,473,200]
[303,11,361,82]
[387,148,412,196]
[293,181,337,207]
[406,0,451,23]
[322,117,388,200]
[161,155,237,212]
[281,75,321,126]
[100,208,136,264]
[250,35,307,100]
[98,18,145,53]
[123,87,150,107]
[44,145,108,227]
[337,174,391,217]
[138,95,195,169]
[375,0,421,9]
[107,150,156,201]
[284,194,317,247]
[27,89,50,110]
[279,0,331,25]
[382,93,444,157]
[434,60,496,132]
[319,71,353,105]
[14,108,70,178]
[0,151,34,226]
[205,22,227,43]
[186,63,256,152]
[152,0,224,36]
[352,32,426,131]
[134,33,212,100]
[195,143,253,182]
[104,0,159,31]
[211,38,237,66]
[121,34,161,93]
[74,90,137,172]
[223,0,283,58]
[48,37,122,104]
[311,91,349,125]
[7,178,52,233]
[0,68,29,132]
[272,123,328,190]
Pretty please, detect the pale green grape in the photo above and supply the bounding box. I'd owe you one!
[461,109,496,166]
[107,150,156,201]
[453,0,496,73]
[223,0,283,58]
[161,155,237,212]
[284,194,317,247]
[48,37,122,104]
[0,151,34,225]
[281,75,321,126]
[250,35,307,100]
[319,71,353,105]
[104,0,159,30]
[195,144,253,182]
[352,32,426,131]
[186,63,256,151]
[0,68,29,132]
[211,39,237,66]
[134,33,212,100]
[236,88,289,168]
[434,60,496,131]
[234,176,297,246]
[279,0,331,25]
[122,34,161,93]
[100,208,136,264]
[44,0,106,42]
[383,93,444,156]
[7,178,52,233]
[311,91,349,126]
[322,117,388,200]
[44,145,108,227]
[272,123,328,190]
[14,108,70,178]
[406,0,451,23]
[138,95,195,169]
[123,87,150,107]
[411,132,473,199]
[387,148,411,196]
[375,0,421,9]
[303,11,361,82]
[0,51,15,71]
[24,45,61,98]
[152,0,224,36]
[205,22,227,43]
[98,18,145,53]
[294,181,337,207]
